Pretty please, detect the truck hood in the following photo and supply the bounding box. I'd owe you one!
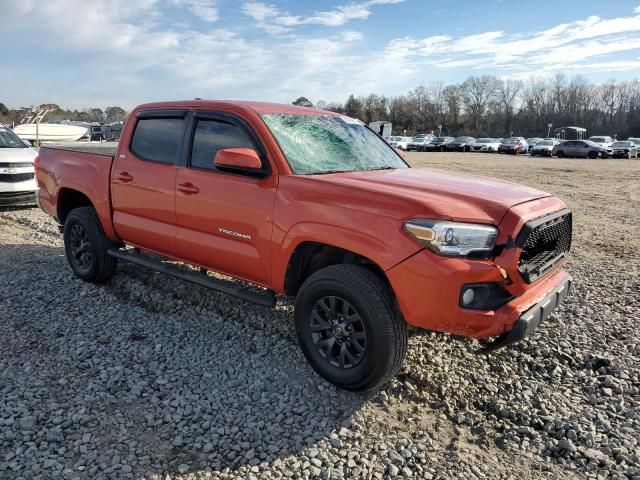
[310,167,552,224]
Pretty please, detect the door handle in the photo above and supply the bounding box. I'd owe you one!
[116,171,133,183]
[177,182,200,195]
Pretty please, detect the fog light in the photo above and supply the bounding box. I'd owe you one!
[462,288,475,306]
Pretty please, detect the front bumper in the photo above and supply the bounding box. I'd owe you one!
[480,274,572,352]
[532,149,552,156]
[0,191,36,206]
[387,248,571,338]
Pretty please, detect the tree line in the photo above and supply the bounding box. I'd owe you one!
[0,103,127,126]
[296,74,640,139]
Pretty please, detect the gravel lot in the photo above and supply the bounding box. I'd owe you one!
[1,152,638,480]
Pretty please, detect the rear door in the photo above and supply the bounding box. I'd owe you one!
[111,109,187,256]
[174,110,278,286]
[574,141,588,157]
[563,141,576,156]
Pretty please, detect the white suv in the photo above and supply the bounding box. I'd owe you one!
[0,125,38,206]
[588,136,614,149]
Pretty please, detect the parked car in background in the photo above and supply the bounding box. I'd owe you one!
[628,137,640,146]
[397,136,412,150]
[588,136,614,149]
[552,140,612,159]
[422,136,454,152]
[526,138,542,152]
[611,141,639,159]
[0,124,38,206]
[498,137,529,155]
[530,139,560,157]
[470,138,501,152]
[388,136,412,150]
[387,136,403,147]
[406,134,432,151]
[445,136,475,152]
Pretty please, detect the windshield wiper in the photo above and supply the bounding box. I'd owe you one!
[363,166,396,171]
[307,169,351,175]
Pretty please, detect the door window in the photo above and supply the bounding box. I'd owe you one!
[191,119,257,171]
[131,117,185,164]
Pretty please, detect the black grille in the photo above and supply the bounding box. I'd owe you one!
[517,210,572,283]
[0,162,33,168]
[0,173,34,183]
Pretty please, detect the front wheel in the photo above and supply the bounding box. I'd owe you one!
[63,207,118,283]
[556,150,565,158]
[294,265,407,392]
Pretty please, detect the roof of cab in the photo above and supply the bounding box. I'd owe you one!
[133,100,342,117]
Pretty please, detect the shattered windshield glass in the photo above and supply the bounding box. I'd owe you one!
[260,114,408,175]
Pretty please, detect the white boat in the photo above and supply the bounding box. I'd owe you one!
[13,123,89,143]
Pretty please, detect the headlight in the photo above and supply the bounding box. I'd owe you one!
[403,220,498,257]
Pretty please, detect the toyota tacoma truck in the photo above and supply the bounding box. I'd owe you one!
[36,100,573,391]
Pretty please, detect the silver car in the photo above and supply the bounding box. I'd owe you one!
[552,140,613,159]
[530,139,560,157]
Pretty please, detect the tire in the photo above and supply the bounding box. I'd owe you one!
[294,264,407,392]
[63,206,118,283]
[588,151,598,159]
[556,150,565,158]
[601,153,608,159]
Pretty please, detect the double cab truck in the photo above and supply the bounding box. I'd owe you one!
[36,100,573,391]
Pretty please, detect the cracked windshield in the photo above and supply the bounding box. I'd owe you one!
[261,113,408,174]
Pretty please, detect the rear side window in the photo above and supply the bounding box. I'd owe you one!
[190,119,257,171]
[131,118,185,164]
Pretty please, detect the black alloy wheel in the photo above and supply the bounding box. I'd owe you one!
[63,207,118,283]
[68,223,93,273]
[309,295,367,369]
[294,264,407,391]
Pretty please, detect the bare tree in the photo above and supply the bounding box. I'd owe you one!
[460,75,498,133]
[496,79,523,135]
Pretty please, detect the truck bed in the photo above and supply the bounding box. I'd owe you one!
[36,146,118,240]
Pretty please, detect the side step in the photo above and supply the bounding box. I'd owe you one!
[107,248,277,308]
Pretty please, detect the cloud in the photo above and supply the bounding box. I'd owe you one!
[392,8,640,75]
[242,0,406,30]
[242,2,279,22]
[635,4,640,14]
[169,0,219,22]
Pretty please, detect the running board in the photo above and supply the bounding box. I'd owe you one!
[107,248,277,308]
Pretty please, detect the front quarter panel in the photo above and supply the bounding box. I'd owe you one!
[271,175,423,293]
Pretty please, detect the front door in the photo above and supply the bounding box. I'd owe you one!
[174,111,278,286]
[111,109,187,256]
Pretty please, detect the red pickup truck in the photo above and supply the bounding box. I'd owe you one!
[36,100,572,391]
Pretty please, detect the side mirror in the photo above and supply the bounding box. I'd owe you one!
[214,148,263,171]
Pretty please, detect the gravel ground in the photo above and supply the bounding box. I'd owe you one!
[1,152,638,480]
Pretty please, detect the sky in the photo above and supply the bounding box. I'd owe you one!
[1,0,640,110]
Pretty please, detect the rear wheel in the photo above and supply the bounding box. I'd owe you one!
[294,265,407,391]
[556,150,565,158]
[63,207,118,283]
